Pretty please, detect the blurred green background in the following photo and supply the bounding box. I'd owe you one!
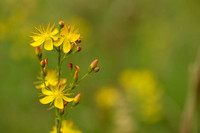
[1,0,200,133]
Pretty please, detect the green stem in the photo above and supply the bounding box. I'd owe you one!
[56,108,62,133]
[58,46,61,83]
[77,73,89,84]
[56,46,62,133]
[69,73,89,92]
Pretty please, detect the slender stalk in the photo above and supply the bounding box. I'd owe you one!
[56,108,62,133]
[56,46,62,133]
[180,49,200,133]
[58,46,61,83]
[77,73,89,84]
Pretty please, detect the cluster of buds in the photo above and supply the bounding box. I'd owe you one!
[35,46,48,77]
[40,58,48,77]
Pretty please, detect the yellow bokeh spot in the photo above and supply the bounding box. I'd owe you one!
[119,69,163,123]
[96,86,120,109]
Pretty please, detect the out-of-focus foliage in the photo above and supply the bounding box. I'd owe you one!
[0,0,200,132]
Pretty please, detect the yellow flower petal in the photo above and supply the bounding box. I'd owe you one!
[44,38,53,51]
[60,25,68,36]
[54,97,64,109]
[63,39,71,53]
[41,88,52,95]
[40,95,55,104]
[50,126,57,133]
[32,36,41,41]
[54,37,64,47]
[69,33,80,42]
[30,41,41,47]
[51,35,58,41]
[30,36,45,47]
[35,83,45,89]
[63,96,74,102]
[60,84,67,91]
[51,28,58,35]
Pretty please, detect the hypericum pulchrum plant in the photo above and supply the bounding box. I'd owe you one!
[30,21,100,133]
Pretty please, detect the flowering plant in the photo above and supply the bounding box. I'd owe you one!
[30,21,100,133]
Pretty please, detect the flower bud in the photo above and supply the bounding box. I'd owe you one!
[68,62,73,70]
[73,93,81,106]
[94,67,100,72]
[43,67,47,77]
[70,43,75,51]
[76,46,82,52]
[90,59,98,69]
[59,21,65,28]
[40,60,45,68]
[64,102,68,107]
[45,57,48,65]
[75,39,82,44]
[74,65,80,82]
[61,102,68,115]
[88,59,98,73]
[35,46,42,60]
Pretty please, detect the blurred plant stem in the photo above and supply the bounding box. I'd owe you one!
[56,46,62,133]
[180,49,200,133]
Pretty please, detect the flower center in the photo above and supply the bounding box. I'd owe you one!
[54,90,61,97]
[42,33,50,39]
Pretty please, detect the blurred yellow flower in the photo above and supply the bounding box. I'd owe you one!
[54,25,80,53]
[35,70,58,89]
[35,70,67,89]
[119,69,163,123]
[50,120,82,133]
[96,86,120,109]
[40,85,74,109]
[30,23,58,51]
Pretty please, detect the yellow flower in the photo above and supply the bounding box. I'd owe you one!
[119,69,163,123]
[50,120,82,133]
[40,85,74,109]
[54,25,80,53]
[35,70,62,89]
[30,23,58,51]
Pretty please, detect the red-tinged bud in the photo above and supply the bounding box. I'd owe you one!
[75,65,79,70]
[71,43,75,50]
[59,21,65,29]
[74,65,80,82]
[60,102,68,115]
[94,67,100,72]
[35,46,42,60]
[88,59,98,73]
[73,93,81,106]
[59,21,64,26]
[64,102,68,107]
[90,59,98,69]
[76,46,82,52]
[45,57,48,65]
[68,62,73,70]
[40,60,45,68]
[75,39,82,44]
